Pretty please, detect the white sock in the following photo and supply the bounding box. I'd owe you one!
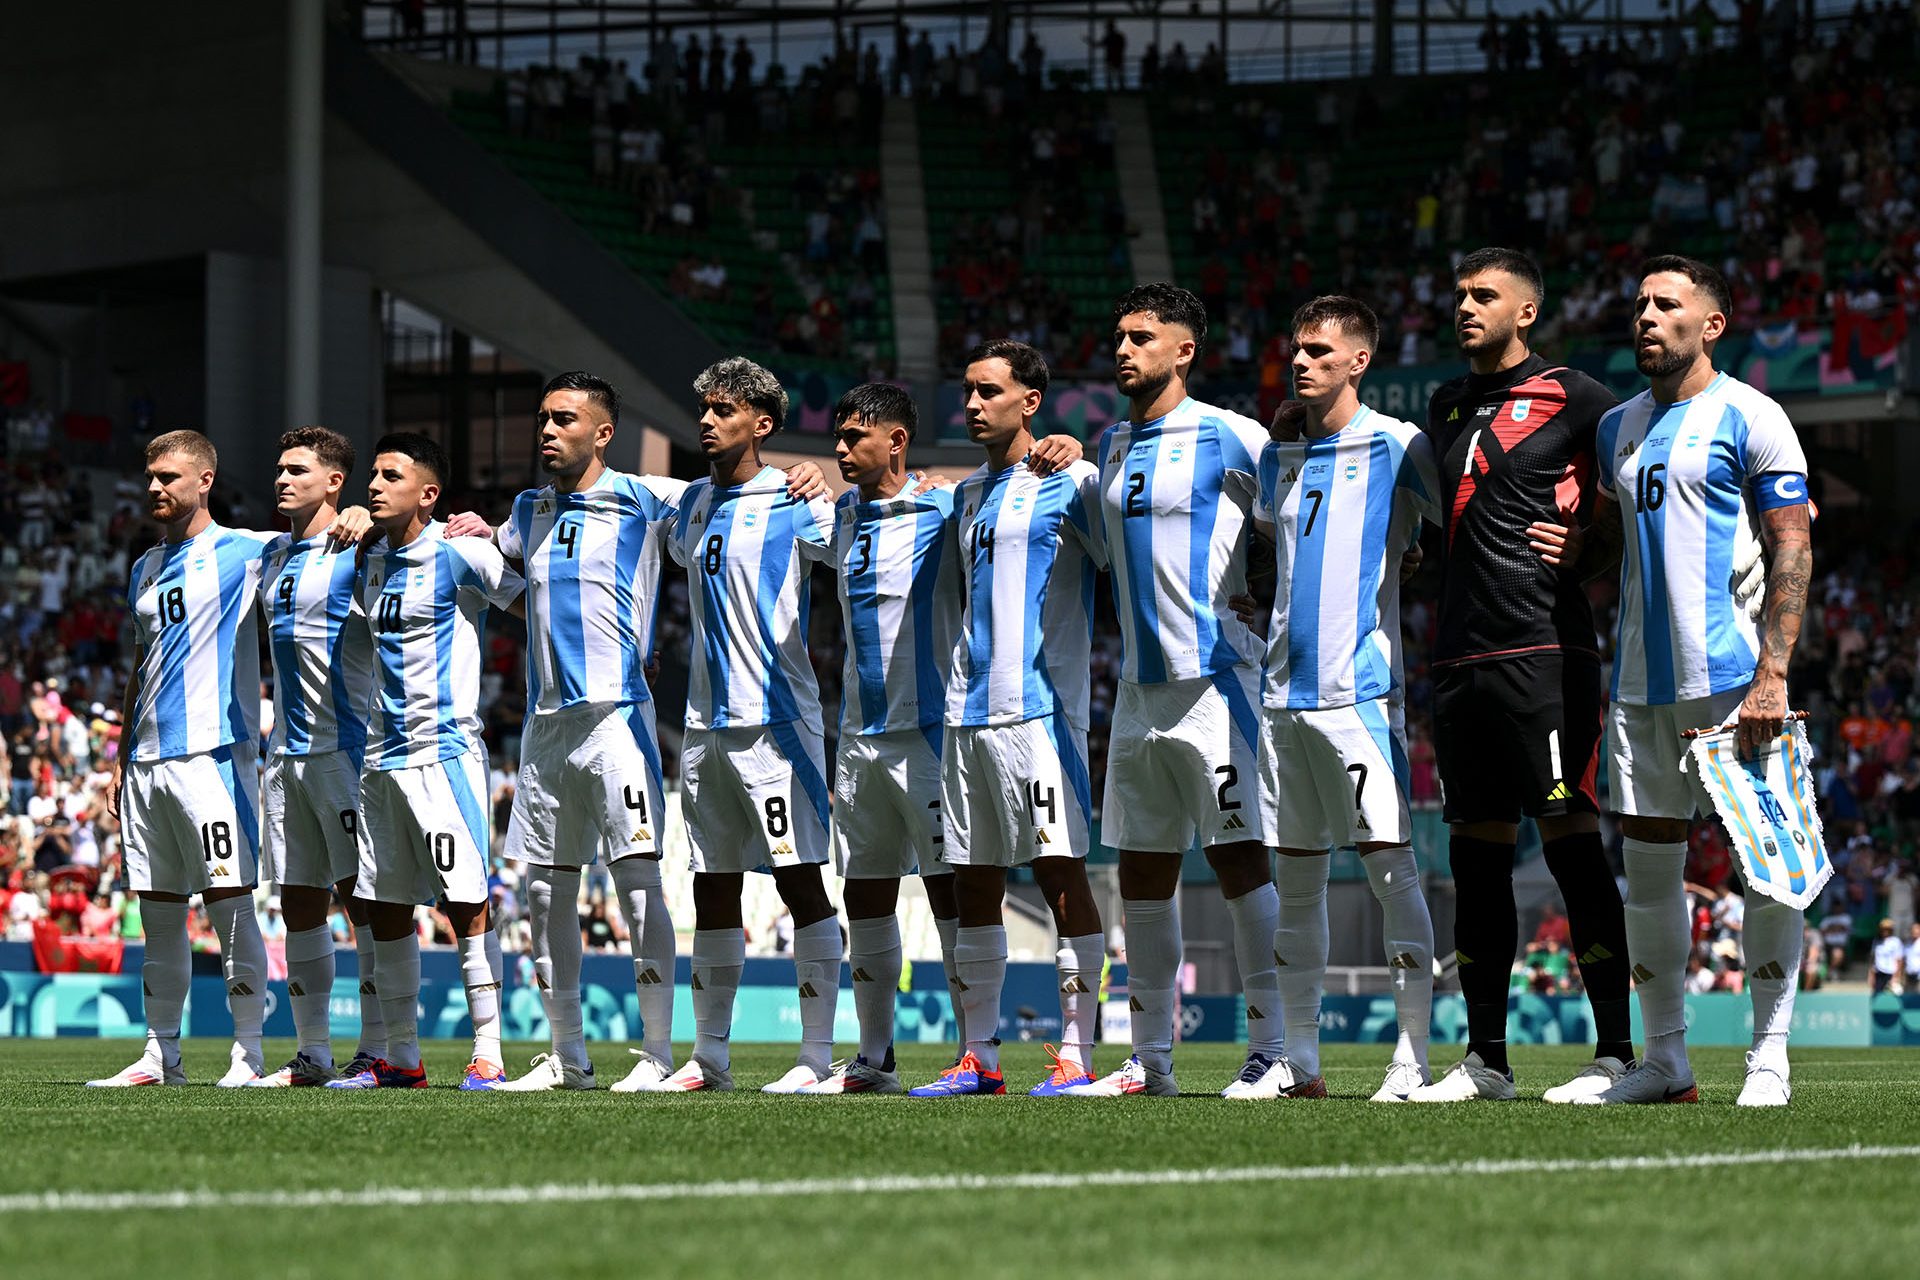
[352,927,386,1058]
[611,857,674,1062]
[1275,854,1330,1078]
[1622,838,1691,1074]
[792,917,843,1074]
[1365,846,1434,1069]
[1225,883,1283,1058]
[138,899,190,1060]
[691,928,745,1070]
[460,930,504,1069]
[205,895,266,1059]
[934,915,964,1046]
[375,934,423,1070]
[1056,932,1104,1073]
[528,865,588,1068]
[848,914,903,1064]
[955,924,1007,1071]
[1743,896,1804,1072]
[1122,895,1180,1075]
[284,925,336,1065]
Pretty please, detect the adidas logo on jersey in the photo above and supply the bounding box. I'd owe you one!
[1631,963,1657,984]
[1060,976,1091,995]
[1545,780,1572,801]
[636,968,663,986]
[1446,408,1460,422]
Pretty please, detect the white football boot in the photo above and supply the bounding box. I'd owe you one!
[641,1056,734,1092]
[214,1043,265,1088]
[762,1062,831,1094]
[491,1052,598,1092]
[1223,1053,1328,1099]
[1369,1059,1432,1102]
[609,1049,674,1094]
[86,1036,186,1088]
[1541,1055,1632,1104]
[1735,1052,1791,1108]
[1404,1052,1517,1102]
[244,1051,338,1088]
[1062,1054,1178,1097]
[797,1056,904,1094]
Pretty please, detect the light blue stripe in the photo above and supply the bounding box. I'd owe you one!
[770,720,832,831]
[1634,406,1680,703]
[961,475,999,725]
[613,483,651,703]
[269,550,308,752]
[1118,427,1166,682]
[1022,476,1064,721]
[1355,696,1410,794]
[326,554,365,754]
[692,491,735,726]
[1189,423,1227,670]
[622,703,664,789]
[1041,708,1094,821]
[1703,406,1754,693]
[443,752,491,857]
[549,503,587,707]
[754,496,804,725]
[847,506,890,731]
[370,552,410,764]
[909,504,948,732]
[212,743,260,863]
[1352,427,1398,701]
[432,547,460,760]
[1285,437,1334,708]
[213,536,248,747]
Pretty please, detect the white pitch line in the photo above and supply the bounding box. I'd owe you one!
[1,1145,1917,1215]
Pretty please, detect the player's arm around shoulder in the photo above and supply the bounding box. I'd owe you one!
[449,534,526,614]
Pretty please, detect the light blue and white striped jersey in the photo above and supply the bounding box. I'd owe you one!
[1598,371,1810,706]
[833,485,962,737]
[1097,397,1269,684]
[359,522,525,770]
[667,467,837,731]
[260,533,371,759]
[126,524,279,762]
[497,469,686,714]
[1254,406,1440,710]
[947,457,1106,729]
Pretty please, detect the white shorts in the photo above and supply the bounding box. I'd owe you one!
[942,711,1091,868]
[1607,689,1746,820]
[1259,697,1412,850]
[507,701,665,869]
[682,722,831,873]
[122,742,261,896]
[355,749,492,906]
[831,726,951,880]
[1101,670,1265,853]
[262,750,362,890]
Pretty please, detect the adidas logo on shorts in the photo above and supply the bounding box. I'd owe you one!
[1221,813,1247,833]
[1388,952,1419,970]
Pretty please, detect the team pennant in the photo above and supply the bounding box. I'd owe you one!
[1682,717,1830,910]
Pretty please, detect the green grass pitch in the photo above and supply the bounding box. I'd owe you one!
[3,1039,1917,1279]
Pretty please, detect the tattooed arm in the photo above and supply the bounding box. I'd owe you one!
[1735,502,1812,757]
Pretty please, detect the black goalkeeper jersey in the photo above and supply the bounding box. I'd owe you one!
[1426,354,1618,667]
